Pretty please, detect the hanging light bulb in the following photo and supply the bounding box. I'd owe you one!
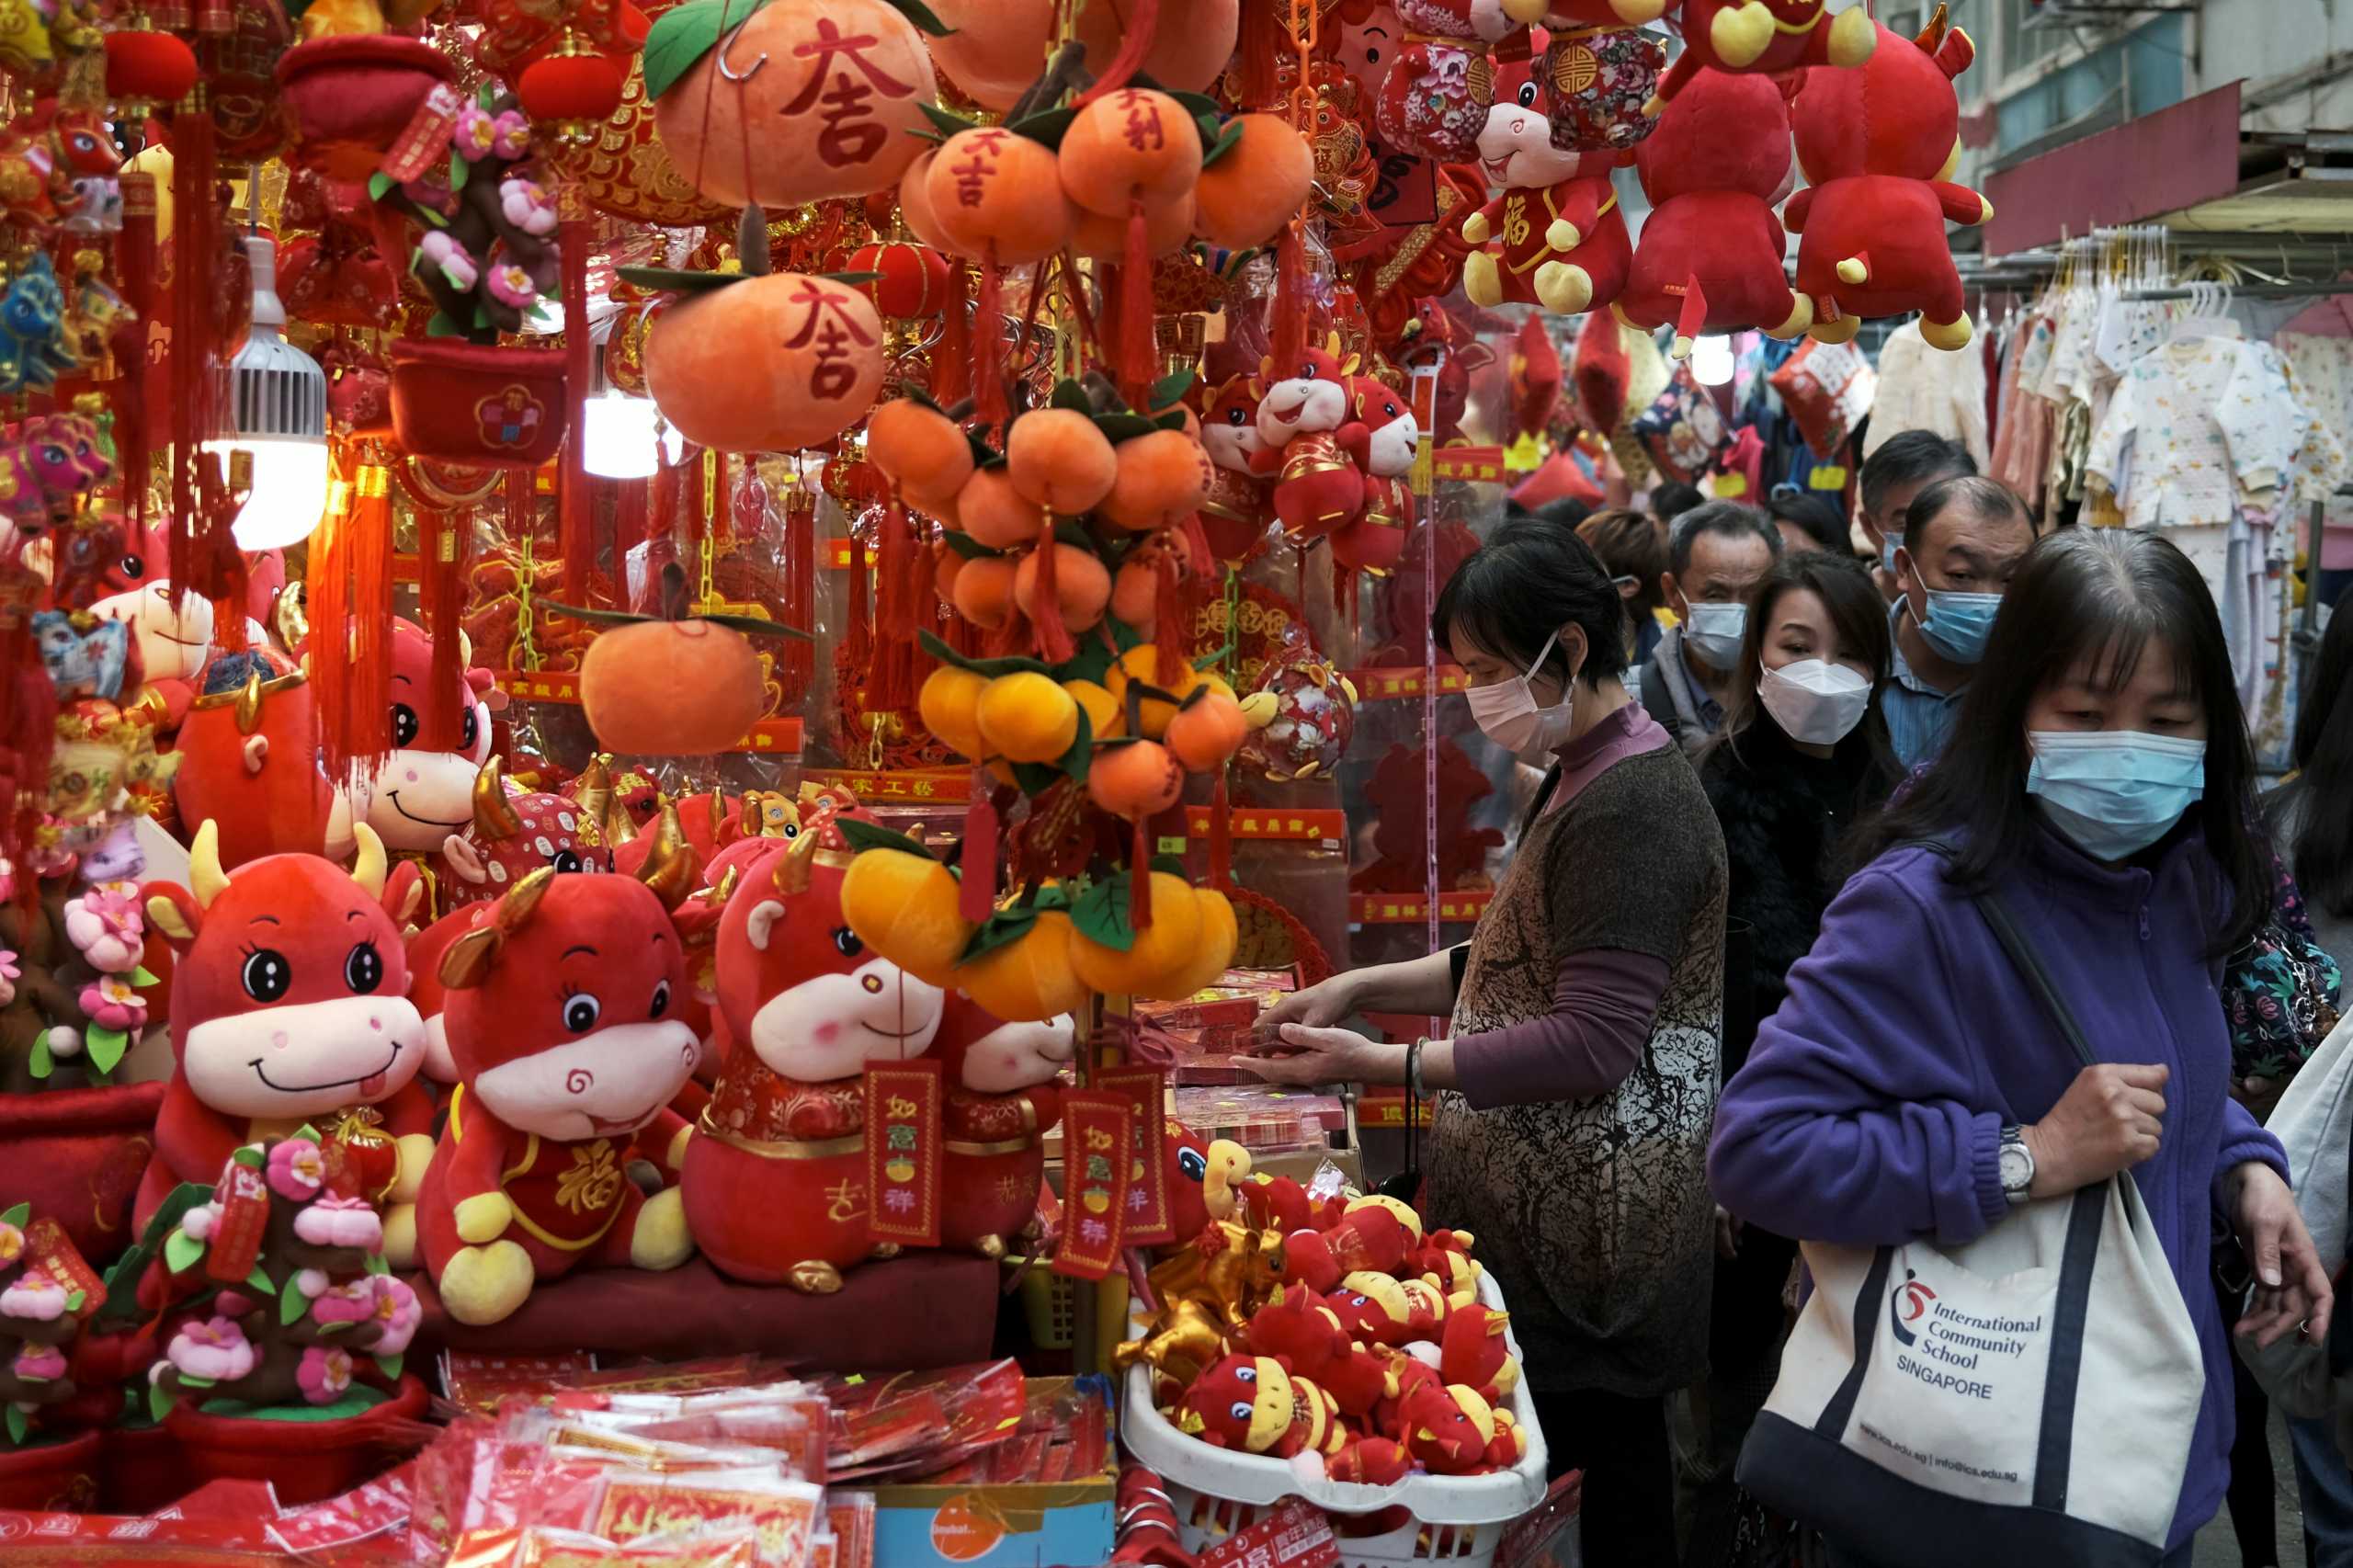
[1689,335,1735,388]
[202,234,330,551]
[582,391,684,479]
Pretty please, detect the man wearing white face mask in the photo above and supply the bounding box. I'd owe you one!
[1246,517,1728,1568]
[1641,503,1781,756]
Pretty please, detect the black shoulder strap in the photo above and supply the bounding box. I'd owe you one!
[1902,838,2099,1074]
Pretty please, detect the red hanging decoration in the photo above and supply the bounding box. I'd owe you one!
[1270,222,1306,377]
[0,602,54,898]
[1130,815,1154,930]
[1029,514,1074,664]
[1153,551,1184,687]
[937,262,972,407]
[973,244,1008,430]
[868,494,918,712]
[846,530,872,670]
[558,196,595,602]
[1208,768,1232,889]
[115,170,158,536]
[1119,202,1154,410]
[1074,0,1160,104]
[1238,0,1286,109]
[417,507,472,706]
[167,101,221,608]
[959,782,1000,924]
[779,481,814,690]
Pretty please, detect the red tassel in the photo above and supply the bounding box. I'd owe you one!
[868,494,918,711]
[1030,515,1075,664]
[1075,0,1161,104]
[938,262,972,406]
[779,483,815,688]
[1153,551,1184,685]
[167,103,219,611]
[1120,200,1154,410]
[847,528,872,669]
[1208,767,1231,890]
[314,462,396,785]
[418,508,467,705]
[560,212,594,603]
[616,475,649,563]
[0,608,55,892]
[1270,224,1306,378]
[974,247,1008,430]
[1130,815,1154,931]
[115,170,158,537]
[308,472,352,785]
[1239,0,1285,109]
[960,782,999,923]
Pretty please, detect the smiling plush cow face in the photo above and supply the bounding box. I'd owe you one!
[145,823,426,1122]
[357,619,495,853]
[90,522,213,682]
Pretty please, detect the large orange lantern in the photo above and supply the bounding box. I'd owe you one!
[648,0,941,210]
[642,273,885,452]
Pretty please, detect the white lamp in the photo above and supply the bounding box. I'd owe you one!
[1689,334,1735,388]
[581,390,684,480]
[204,234,330,551]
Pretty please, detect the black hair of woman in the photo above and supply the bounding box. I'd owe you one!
[1707,551,1902,789]
[2267,585,2353,920]
[1432,515,1631,691]
[1849,527,2270,957]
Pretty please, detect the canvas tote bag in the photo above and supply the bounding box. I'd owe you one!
[2234,1010,2353,1421]
[1737,889,2206,1566]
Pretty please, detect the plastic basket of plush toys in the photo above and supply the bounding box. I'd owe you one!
[1119,1207,1551,1568]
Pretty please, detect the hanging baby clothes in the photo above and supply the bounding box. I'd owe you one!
[2278,332,2353,573]
[1864,321,1990,467]
[1990,312,2055,514]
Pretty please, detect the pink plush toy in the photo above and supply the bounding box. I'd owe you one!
[1460,58,1631,316]
[1374,0,1524,162]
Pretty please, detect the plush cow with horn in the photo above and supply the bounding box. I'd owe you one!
[351,619,496,885]
[438,756,612,912]
[170,662,348,870]
[415,814,710,1325]
[136,823,436,1260]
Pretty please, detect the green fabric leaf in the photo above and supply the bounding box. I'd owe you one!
[176,1375,215,1389]
[130,966,159,988]
[1200,120,1245,170]
[376,1352,405,1381]
[696,612,813,641]
[1009,105,1077,150]
[836,819,936,859]
[280,1288,309,1327]
[1150,853,1188,878]
[819,269,885,287]
[1167,89,1222,119]
[642,0,739,102]
[1096,413,1156,443]
[958,906,1040,964]
[918,629,1053,678]
[233,1146,265,1168]
[1055,702,1094,783]
[5,1403,26,1444]
[880,0,952,33]
[919,101,981,139]
[319,1317,353,1335]
[426,311,464,339]
[1071,875,1136,954]
[365,1253,392,1277]
[449,151,469,193]
[296,1124,322,1143]
[616,265,754,297]
[1154,410,1188,431]
[1050,379,1094,415]
[63,1290,84,1313]
[1009,761,1063,796]
[539,598,656,628]
[27,1038,51,1079]
[366,171,393,202]
[0,1202,28,1229]
[244,1266,277,1296]
[85,1026,127,1075]
[940,530,1004,562]
[146,1380,173,1424]
[966,430,1001,466]
[1148,369,1196,410]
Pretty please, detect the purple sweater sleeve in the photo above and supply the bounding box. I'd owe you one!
[1710,867,2012,1248]
[1452,950,1669,1110]
[2211,1096,2291,1219]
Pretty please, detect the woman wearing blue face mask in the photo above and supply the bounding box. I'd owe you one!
[1247,515,1727,1568]
[1711,528,2333,1567]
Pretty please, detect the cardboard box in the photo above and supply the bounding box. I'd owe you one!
[869,1380,1114,1568]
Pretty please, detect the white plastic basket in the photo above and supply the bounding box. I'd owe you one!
[1120,1269,1561,1568]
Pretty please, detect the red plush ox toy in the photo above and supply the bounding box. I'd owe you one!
[684,798,946,1292]
[1786,7,1988,350]
[1331,377,1416,581]
[930,994,1071,1260]
[1198,375,1272,566]
[418,852,709,1326]
[438,757,613,911]
[136,824,434,1256]
[349,619,495,873]
[1249,342,1367,545]
[1460,62,1631,316]
[1654,0,1874,104]
[1619,66,1811,353]
[170,664,346,869]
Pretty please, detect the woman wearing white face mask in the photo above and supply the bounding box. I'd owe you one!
[1687,553,1904,1563]
[1248,517,1727,1568]
[1711,529,2331,1567]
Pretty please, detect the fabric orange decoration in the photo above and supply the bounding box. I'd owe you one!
[647,0,944,209]
[1057,87,1202,216]
[925,126,1073,266]
[923,0,1053,108]
[1074,0,1236,94]
[642,273,885,451]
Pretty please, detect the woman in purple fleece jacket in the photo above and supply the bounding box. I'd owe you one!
[1711,528,2333,1564]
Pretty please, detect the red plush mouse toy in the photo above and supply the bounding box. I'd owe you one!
[1331,377,1415,582]
[1174,1352,1347,1460]
[417,842,710,1326]
[1198,375,1273,566]
[1785,6,1988,350]
[1619,66,1812,353]
[137,824,434,1257]
[1250,343,1369,546]
[1279,1194,1426,1293]
[1460,58,1631,316]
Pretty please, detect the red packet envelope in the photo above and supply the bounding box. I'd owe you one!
[593,1472,825,1568]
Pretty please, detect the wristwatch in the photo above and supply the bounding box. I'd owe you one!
[1998,1124,2035,1205]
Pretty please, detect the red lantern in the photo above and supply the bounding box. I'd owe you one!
[845,239,951,320]
[105,31,199,112]
[518,36,627,145]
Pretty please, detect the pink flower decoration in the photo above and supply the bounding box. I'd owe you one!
[77,974,145,1032]
[297,1345,353,1405]
[0,1275,65,1321]
[488,110,530,160]
[63,884,142,972]
[498,178,557,237]
[12,1344,65,1382]
[309,1278,377,1328]
[483,263,540,311]
[167,1316,256,1384]
[369,1275,421,1356]
[178,1203,217,1244]
[293,1195,382,1251]
[0,947,19,1007]
[418,230,479,293]
[0,1221,22,1266]
[267,1138,325,1200]
[453,107,498,159]
[293,1267,329,1300]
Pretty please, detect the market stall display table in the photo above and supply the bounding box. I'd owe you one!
[412,1253,1002,1369]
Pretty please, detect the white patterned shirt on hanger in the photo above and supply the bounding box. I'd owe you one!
[1866,321,1990,466]
[2086,335,2317,532]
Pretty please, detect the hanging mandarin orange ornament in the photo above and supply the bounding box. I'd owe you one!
[645,0,949,208]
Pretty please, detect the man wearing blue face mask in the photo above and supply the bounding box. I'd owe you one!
[1641,502,1781,756]
[1884,475,2035,767]
[1858,431,1977,607]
